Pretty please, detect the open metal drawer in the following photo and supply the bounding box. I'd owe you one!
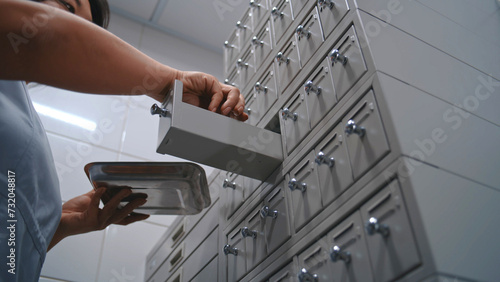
[151,80,283,181]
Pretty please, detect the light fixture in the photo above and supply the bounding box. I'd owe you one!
[33,102,97,131]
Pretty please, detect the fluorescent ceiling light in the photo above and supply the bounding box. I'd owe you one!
[33,102,97,131]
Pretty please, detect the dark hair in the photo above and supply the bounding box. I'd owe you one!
[30,0,110,29]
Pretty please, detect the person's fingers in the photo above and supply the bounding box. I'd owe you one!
[220,84,242,116]
[108,197,147,224]
[116,213,150,226]
[206,76,224,113]
[101,189,132,220]
[89,188,106,211]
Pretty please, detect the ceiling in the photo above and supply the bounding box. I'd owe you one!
[108,0,250,54]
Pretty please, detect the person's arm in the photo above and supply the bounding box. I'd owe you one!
[0,0,247,119]
[48,188,149,251]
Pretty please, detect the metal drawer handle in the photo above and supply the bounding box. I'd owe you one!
[330,245,351,263]
[298,268,318,282]
[224,41,236,49]
[275,52,290,65]
[223,244,238,256]
[224,79,235,86]
[318,0,335,10]
[223,179,237,189]
[288,178,307,193]
[254,82,268,94]
[315,151,335,167]
[296,25,311,39]
[245,107,252,115]
[271,7,284,18]
[241,227,257,239]
[345,119,365,137]
[236,21,248,30]
[252,36,264,46]
[249,0,261,8]
[304,81,321,95]
[282,108,298,121]
[150,104,169,117]
[237,59,249,68]
[365,217,390,237]
[260,206,278,219]
[330,49,348,65]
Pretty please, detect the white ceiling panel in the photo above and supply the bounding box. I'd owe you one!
[157,0,249,53]
[108,0,159,20]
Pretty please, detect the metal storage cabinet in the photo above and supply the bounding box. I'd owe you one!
[147,0,500,281]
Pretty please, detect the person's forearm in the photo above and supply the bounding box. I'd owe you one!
[0,0,177,100]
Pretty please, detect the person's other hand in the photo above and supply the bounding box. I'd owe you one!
[60,188,149,235]
[178,71,249,121]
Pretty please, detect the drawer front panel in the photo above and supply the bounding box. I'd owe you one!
[226,227,247,281]
[269,260,298,282]
[343,90,389,179]
[255,64,279,119]
[297,238,332,280]
[253,21,274,70]
[263,183,291,253]
[317,0,350,39]
[271,0,294,45]
[275,38,301,92]
[287,151,322,231]
[281,93,310,154]
[360,179,420,282]
[224,29,240,74]
[330,25,367,100]
[245,93,261,126]
[250,0,270,28]
[326,211,374,281]
[221,174,245,219]
[237,9,254,45]
[244,208,267,270]
[314,122,353,206]
[237,45,257,88]
[304,57,336,128]
[295,7,324,68]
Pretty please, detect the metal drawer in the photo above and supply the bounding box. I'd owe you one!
[304,57,336,129]
[281,92,310,154]
[237,9,254,45]
[236,45,256,88]
[343,89,389,180]
[268,260,298,282]
[221,172,245,220]
[262,182,291,253]
[287,151,322,231]
[224,29,240,74]
[329,25,367,100]
[243,207,267,271]
[360,179,420,282]
[275,38,301,92]
[314,121,353,206]
[297,237,332,281]
[250,0,271,31]
[317,0,349,39]
[271,0,294,45]
[295,7,324,68]
[182,227,219,282]
[224,66,240,89]
[245,91,261,126]
[255,64,279,120]
[226,226,247,281]
[291,0,313,19]
[325,211,374,281]
[253,21,274,70]
[189,256,218,282]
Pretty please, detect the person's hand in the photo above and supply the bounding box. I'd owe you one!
[48,188,149,250]
[178,71,249,121]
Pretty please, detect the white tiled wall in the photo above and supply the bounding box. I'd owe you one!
[36,13,223,282]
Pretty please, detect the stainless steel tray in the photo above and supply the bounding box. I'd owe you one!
[84,162,210,215]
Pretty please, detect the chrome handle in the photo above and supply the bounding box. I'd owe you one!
[252,36,264,46]
[296,25,311,39]
[223,244,238,256]
[330,245,351,263]
[254,82,268,94]
[249,0,261,8]
[315,151,335,167]
[281,108,298,121]
[224,41,236,49]
[345,119,365,137]
[304,80,321,95]
[330,49,348,65]
[224,79,235,86]
[241,227,257,239]
[288,178,307,192]
[260,206,278,219]
[245,107,252,115]
[236,21,248,30]
[237,58,249,68]
[271,7,284,18]
[318,0,335,10]
[298,268,318,282]
[150,104,169,117]
[365,217,390,237]
[223,179,237,189]
[275,52,290,65]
